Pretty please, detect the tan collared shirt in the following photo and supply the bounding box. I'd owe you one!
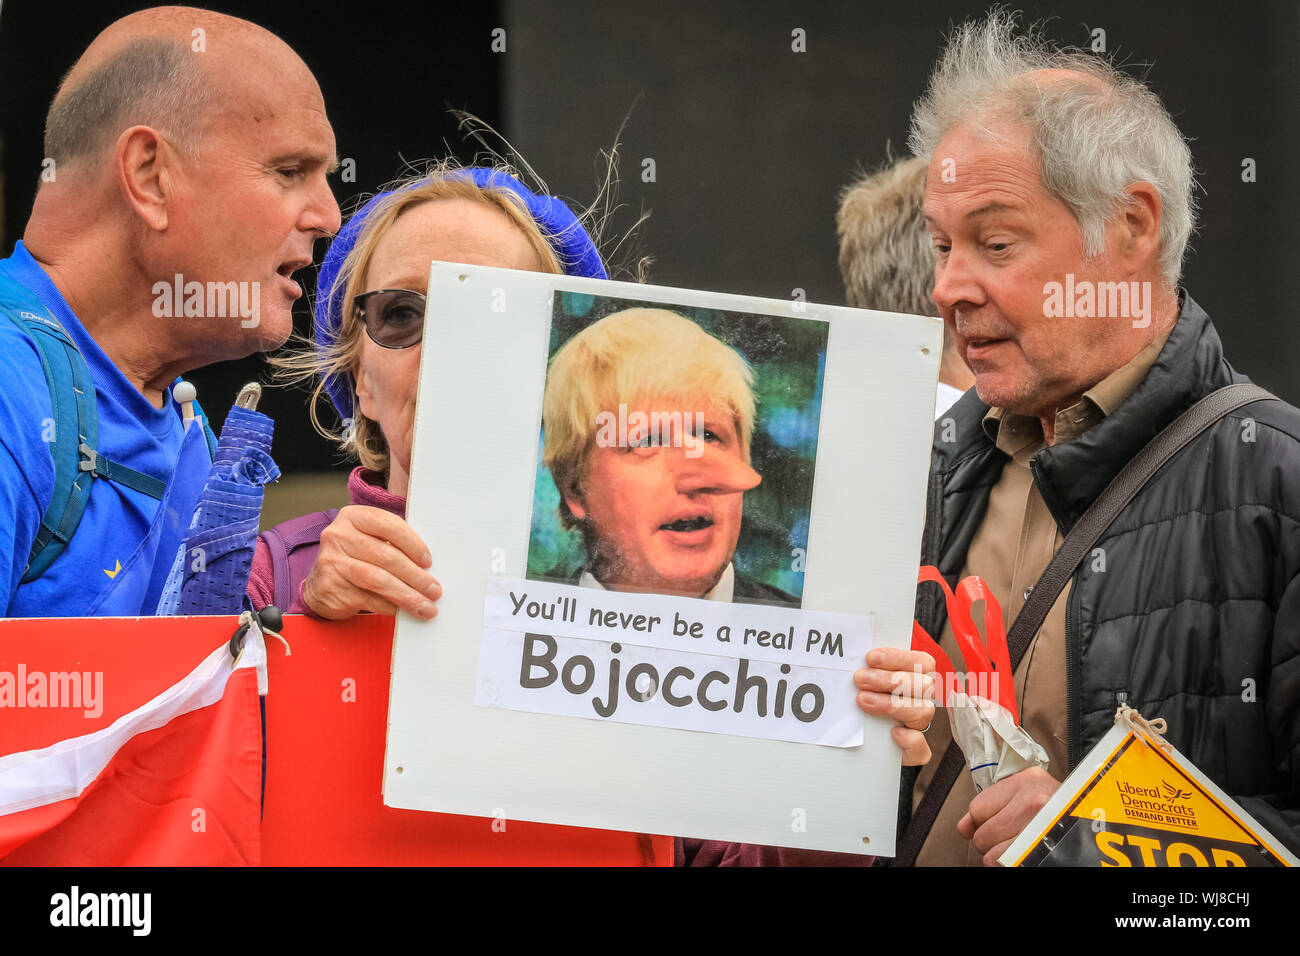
[914,328,1171,866]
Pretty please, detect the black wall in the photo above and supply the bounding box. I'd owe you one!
[3,0,1296,478]
[503,0,1300,400]
[0,0,504,473]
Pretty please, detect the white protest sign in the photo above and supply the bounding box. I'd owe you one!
[477,576,871,746]
[384,263,942,855]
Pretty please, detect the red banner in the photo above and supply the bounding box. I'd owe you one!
[0,614,669,865]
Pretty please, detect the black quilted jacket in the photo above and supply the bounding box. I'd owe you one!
[914,294,1300,855]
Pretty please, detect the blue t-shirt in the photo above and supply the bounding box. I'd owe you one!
[0,241,189,617]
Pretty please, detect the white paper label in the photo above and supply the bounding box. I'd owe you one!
[475,576,873,747]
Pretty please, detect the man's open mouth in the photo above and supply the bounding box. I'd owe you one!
[660,516,714,532]
[278,256,310,278]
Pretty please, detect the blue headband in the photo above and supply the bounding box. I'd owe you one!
[315,167,608,420]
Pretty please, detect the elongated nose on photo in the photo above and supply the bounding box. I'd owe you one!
[670,436,761,495]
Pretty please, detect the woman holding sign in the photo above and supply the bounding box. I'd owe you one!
[249,162,605,618]
[248,160,936,863]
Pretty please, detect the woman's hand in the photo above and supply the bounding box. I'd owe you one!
[301,505,442,620]
[854,647,936,766]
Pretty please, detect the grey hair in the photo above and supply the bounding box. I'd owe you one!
[837,156,938,318]
[44,37,213,167]
[908,9,1196,286]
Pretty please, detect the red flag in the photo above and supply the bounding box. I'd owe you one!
[0,628,264,866]
[1,615,667,865]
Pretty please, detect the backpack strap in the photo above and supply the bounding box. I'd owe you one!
[893,382,1280,866]
[2,308,98,583]
[260,509,340,611]
[0,305,189,583]
[77,442,165,498]
[260,525,294,612]
[190,397,219,460]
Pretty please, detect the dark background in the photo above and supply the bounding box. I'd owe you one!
[3,0,1296,481]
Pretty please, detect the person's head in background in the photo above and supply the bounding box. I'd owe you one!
[837,156,975,416]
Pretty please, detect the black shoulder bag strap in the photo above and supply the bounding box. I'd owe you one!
[893,382,1278,866]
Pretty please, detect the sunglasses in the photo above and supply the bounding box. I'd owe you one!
[353,289,427,349]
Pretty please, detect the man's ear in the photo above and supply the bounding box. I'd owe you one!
[115,125,172,231]
[561,480,588,522]
[1120,181,1162,269]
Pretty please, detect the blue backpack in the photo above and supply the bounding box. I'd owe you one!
[0,279,217,584]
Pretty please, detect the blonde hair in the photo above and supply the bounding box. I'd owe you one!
[837,156,937,318]
[276,161,565,473]
[837,156,965,366]
[542,308,756,527]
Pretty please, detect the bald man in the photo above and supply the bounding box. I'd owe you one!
[0,7,340,617]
